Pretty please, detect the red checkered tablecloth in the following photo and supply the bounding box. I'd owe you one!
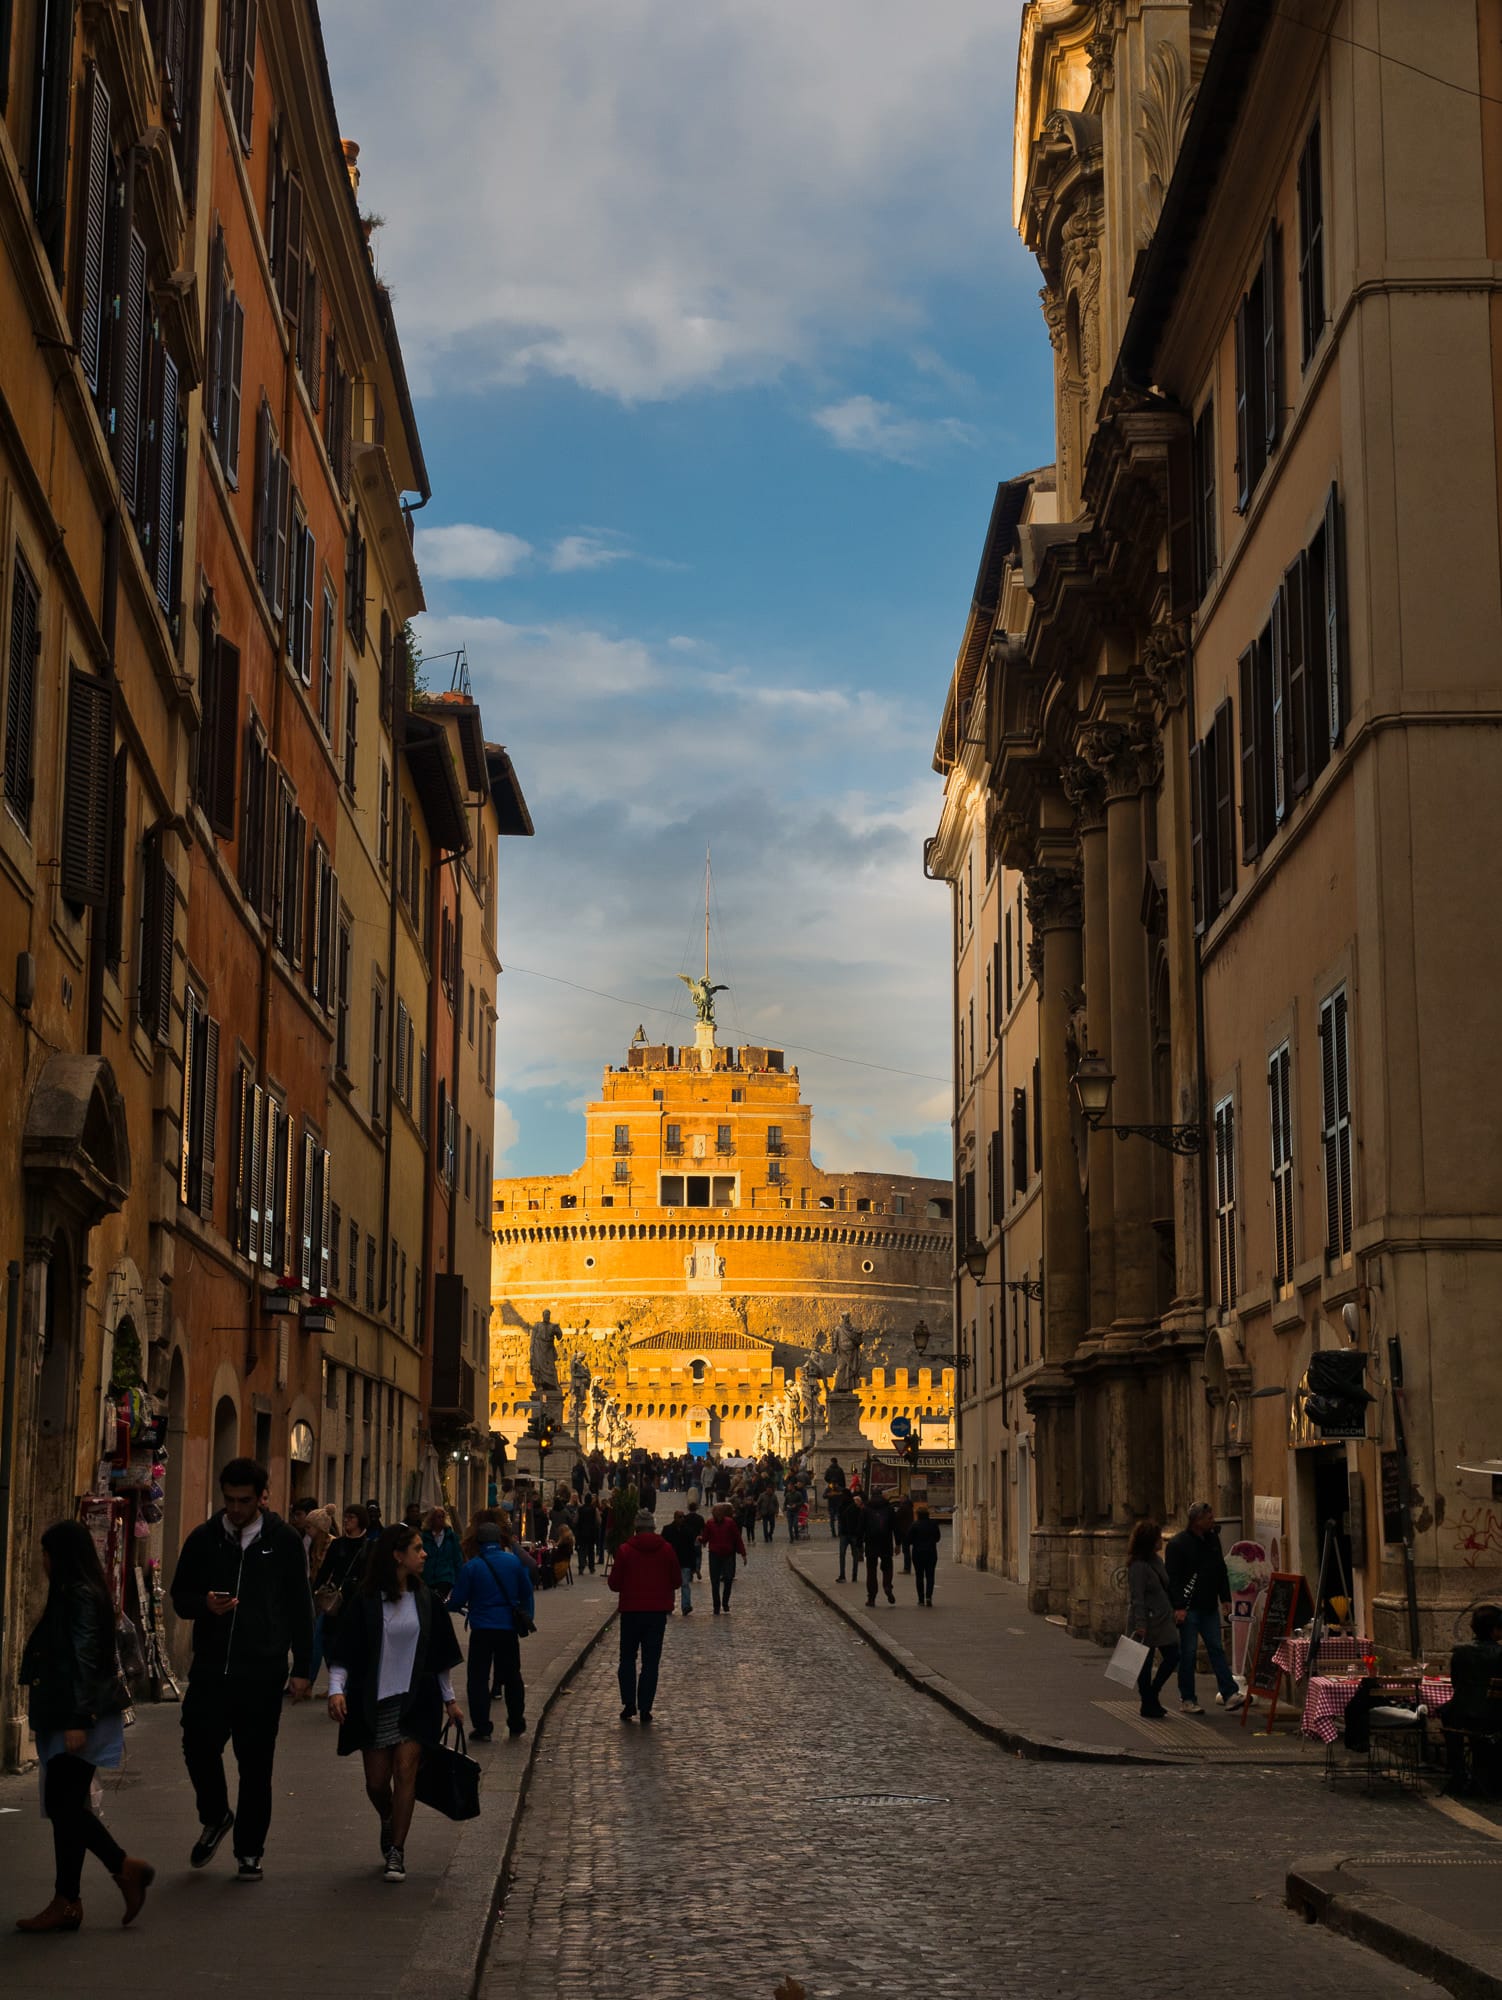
[1301,1674,1453,1744]
[1271,1633,1370,1681]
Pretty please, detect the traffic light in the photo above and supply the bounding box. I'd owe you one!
[902,1433,920,1467]
[1303,1349,1373,1437]
[537,1417,555,1453]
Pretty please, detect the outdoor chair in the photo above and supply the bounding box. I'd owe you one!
[1326,1675,1427,1793]
[1440,1674,1502,1798]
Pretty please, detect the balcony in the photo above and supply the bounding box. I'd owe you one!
[613,1138,631,1155]
[767,1141,785,1155]
[665,1140,683,1156]
[714,1142,735,1157]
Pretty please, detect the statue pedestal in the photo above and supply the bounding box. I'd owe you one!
[694,1020,716,1072]
[821,1389,868,1459]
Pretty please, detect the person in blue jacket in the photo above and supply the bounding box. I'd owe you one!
[447,1522,535,1739]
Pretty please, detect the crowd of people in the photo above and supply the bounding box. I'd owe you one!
[12,1443,951,1933]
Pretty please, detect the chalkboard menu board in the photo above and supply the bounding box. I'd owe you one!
[1246,1572,1313,1698]
[1380,1451,1405,1544]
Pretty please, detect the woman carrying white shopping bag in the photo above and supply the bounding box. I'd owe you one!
[1125,1519,1181,1718]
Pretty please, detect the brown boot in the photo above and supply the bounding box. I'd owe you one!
[16,1896,83,1933]
[112,1857,155,1927]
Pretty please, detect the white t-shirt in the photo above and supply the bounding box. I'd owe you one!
[327,1589,455,1704]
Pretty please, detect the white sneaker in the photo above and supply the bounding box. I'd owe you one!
[1180,1699,1204,1715]
[1223,1690,1247,1712]
[383,1845,405,1883]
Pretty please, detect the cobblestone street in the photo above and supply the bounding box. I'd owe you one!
[486,1552,1474,2000]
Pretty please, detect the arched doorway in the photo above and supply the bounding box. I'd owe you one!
[34,1231,78,1537]
[212,1395,239,1487]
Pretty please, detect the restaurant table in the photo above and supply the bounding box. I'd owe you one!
[1301,1672,1454,1744]
[1272,1633,1371,1681]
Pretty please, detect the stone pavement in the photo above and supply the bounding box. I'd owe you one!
[0,1570,614,1999]
[484,1541,1486,2000]
[787,1534,1313,1763]
[1289,1852,1502,1997]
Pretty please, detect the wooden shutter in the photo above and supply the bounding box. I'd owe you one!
[1233,298,1250,512]
[281,172,304,321]
[263,1097,282,1270]
[209,638,239,840]
[225,297,245,482]
[237,0,257,148]
[5,551,40,820]
[154,350,181,612]
[240,721,265,905]
[1261,222,1281,457]
[197,1013,220,1220]
[1214,1099,1237,1311]
[300,523,316,684]
[343,675,357,788]
[32,0,75,272]
[319,1149,332,1296]
[1213,700,1236,911]
[280,1111,295,1276]
[204,228,225,439]
[1319,995,1340,1253]
[1238,644,1261,863]
[61,668,114,907]
[245,1084,264,1263]
[79,67,112,393]
[1324,483,1345,746]
[253,402,272,588]
[179,986,197,1202]
[140,832,176,1043]
[118,231,148,510]
[302,266,321,403]
[104,746,127,968]
[300,1129,316,1289]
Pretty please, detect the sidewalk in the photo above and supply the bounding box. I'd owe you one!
[1288,1853,1502,1998]
[786,1537,1316,1765]
[0,1574,615,2000]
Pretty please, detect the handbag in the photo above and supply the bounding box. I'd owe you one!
[314,1581,343,1616]
[1105,1633,1152,1688]
[415,1718,482,1822]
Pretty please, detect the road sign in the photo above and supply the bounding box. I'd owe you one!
[890,1416,912,1437]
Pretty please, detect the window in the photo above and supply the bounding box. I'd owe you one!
[335,911,351,1072]
[307,841,335,1008]
[1297,120,1325,367]
[195,601,240,840]
[27,0,74,273]
[1268,1042,1295,1290]
[665,1123,681,1155]
[371,972,386,1119]
[343,670,358,789]
[253,402,290,615]
[1318,986,1353,1259]
[218,0,258,151]
[1233,223,1281,510]
[297,1131,330,1295]
[136,829,176,1042]
[5,547,40,828]
[287,501,315,682]
[377,760,390,869]
[1032,1056,1042,1174]
[1003,904,1013,1012]
[1191,397,1217,602]
[614,1124,630,1153]
[324,334,352,495]
[344,511,367,650]
[988,1130,1001,1226]
[318,583,336,735]
[767,1125,783,1155]
[1213,1095,1238,1314]
[1011,1087,1027,1195]
[347,1216,359,1301]
[613,1159,630,1185]
[365,1232,376,1312]
[329,1202,341,1293]
[464,1124,472,1197]
[730,1088,744,1104]
[379,611,394,722]
[60,665,114,911]
[467,979,475,1044]
[1189,699,1236,931]
[272,774,305,963]
[716,1124,732,1155]
[984,960,992,1046]
[205,228,245,484]
[180,986,221,1222]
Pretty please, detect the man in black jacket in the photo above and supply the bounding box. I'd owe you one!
[1164,1502,1244,1714]
[863,1494,897,1607]
[170,1457,314,1881]
[837,1490,864,1583]
[661,1508,701,1615]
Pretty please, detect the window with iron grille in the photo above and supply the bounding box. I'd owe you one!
[1318,986,1353,1258]
[1268,1042,1295,1290]
[1213,1095,1238,1315]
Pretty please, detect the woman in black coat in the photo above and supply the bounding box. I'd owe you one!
[326,1523,463,1883]
[16,1520,152,1933]
[1127,1518,1181,1719]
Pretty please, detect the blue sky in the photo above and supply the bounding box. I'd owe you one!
[319,1,1054,1180]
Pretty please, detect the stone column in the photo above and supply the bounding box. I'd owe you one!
[1022,859,1087,1363]
[1080,720,1159,1333]
[1062,759,1114,1335]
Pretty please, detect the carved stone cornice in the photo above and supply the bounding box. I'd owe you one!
[1077,717,1160,802]
[1141,616,1189,715]
[1023,862,1083,934]
[1039,286,1067,354]
[1059,756,1107,833]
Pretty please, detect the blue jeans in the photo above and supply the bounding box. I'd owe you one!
[307,1611,326,1685]
[679,1563,693,1613]
[618,1610,667,1718]
[838,1533,860,1580]
[1178,1605,1238,1701]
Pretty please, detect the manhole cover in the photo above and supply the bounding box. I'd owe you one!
[808,1793,951,1806]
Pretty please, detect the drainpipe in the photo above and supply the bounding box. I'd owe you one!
[0,1259,21,1735]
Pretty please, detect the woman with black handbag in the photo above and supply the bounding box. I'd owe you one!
[15,1520,152,1934]
[326,1523,463,1883]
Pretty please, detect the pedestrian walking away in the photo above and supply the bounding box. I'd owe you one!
[824,1457,847,1536]
[420,1507,463,1601]
[836,1489,865,1583]
[1126,1518,1181,1717]
[309,1504,371,1687]
[660,1507,700,1615]
[892,1492,915,1575]
[908,1502,941,1606]
[1164,1501,1244,1712]
[700,1502,748,1614]
[607,1511,681,1724]
[756,1485,778,1544]
[448,1522,536,1739]
[862,1493,896,1606]
[326,1523,465,1882]
[575,1493,600,1574]
[170,1456,314,1882]
[15,1521,151,1935]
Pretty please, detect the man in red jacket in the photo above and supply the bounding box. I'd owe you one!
[607,1512,682,1724]
[698,1503,748,1615]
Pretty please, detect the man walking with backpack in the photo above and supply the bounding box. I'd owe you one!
[170,1458,314,1882]
[449,1521,536,1739]
[607,1511,682,1725]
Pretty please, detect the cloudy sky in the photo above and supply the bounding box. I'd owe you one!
[319,0,1054,1180]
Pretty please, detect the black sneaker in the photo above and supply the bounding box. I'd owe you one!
[380,1817,393,1858]
[383,1846,405,1883]
[620,1706,635,1723]
[638,1712,653,1727]
[189,1812,235,1869]
[235,1855,263,1883]
[507,1722,527,1737]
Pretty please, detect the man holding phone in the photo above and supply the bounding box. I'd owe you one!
[170,1458,314,1882]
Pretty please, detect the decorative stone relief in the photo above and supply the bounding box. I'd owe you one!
[1039,287,1067,354]
[1141,616,1189,714]
[1023,862,1084,934]
[1078,718,1161,801]
[1059,756,1107,834]
[1136,41,1196,249]
[1086,29,1115,94]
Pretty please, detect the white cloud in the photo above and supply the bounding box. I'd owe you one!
[414,523,534,580]
[549,534,629,574]
[491,1096,521,1174]
[812,395,977,465]
[320,0,1021,401]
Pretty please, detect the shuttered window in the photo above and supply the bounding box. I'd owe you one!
[1010,1086,1027,1196]
[5,549,40,829]
[181,986,220,1221]
[394,997,408,1105]
[205,229,246,483]
[298,263,321,403]
[1032,1055,1042,1173]
[153,349,184,617]
[232,1064,261,1258]
[371,972,386,1120]
[377,760,390,869]
[103,747,127,969]
[1238,637,1270,863]
[118,231,148,513]
[342,671,358,789]
[335,911,351,1072]
[1191,397,1216,603]
[273,776,305,963]
[60,666,114,909]
[239,715,267,907]
[253,402,290,615]
[1319,482,1345,748]
[28,0,75,275]
[1212,698,1236,911]
[308,842,336,1008]
[197,625,240,841]
[1318,986,1353,1258]
[79,66,112,393]
[1297,120,1325,367]
[344,512,367,649]
[379,611,393,721]
[1268,1042,1295,1290]
[318,584,336,735]
[1233,226,1281,511]
[219,0,257,152]
[137,829,175,1042]
[1190,706,1238,934]
[1213,1096,1237,1315]
[287,501,315,682]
